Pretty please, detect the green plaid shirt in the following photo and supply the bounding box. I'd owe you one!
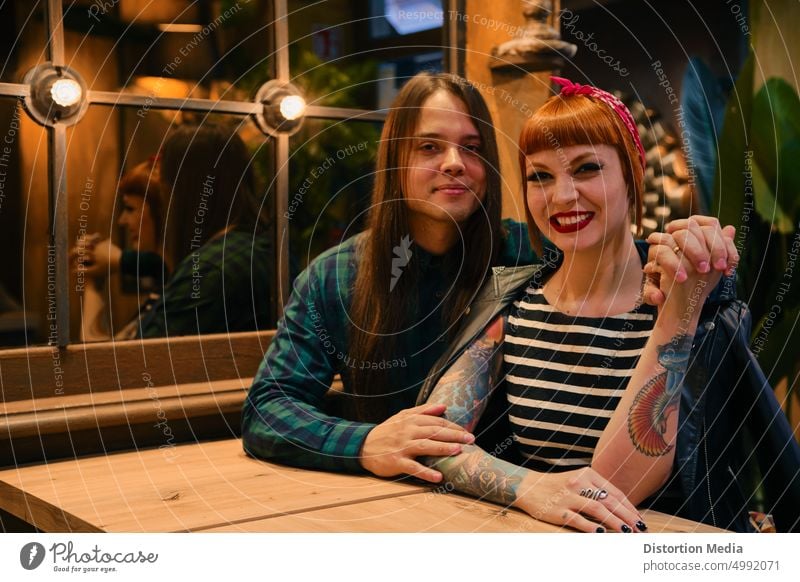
[137,230,272,338]
[242,220,534,472]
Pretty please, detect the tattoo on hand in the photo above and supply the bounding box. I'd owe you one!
[627,334,691,457]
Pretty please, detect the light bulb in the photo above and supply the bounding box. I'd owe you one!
[279,95,306,121]
[50,78,82,107]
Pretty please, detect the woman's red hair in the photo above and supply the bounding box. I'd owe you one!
[118,158,163,244]
[518,94,644,254]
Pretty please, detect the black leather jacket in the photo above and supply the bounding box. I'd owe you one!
[417,242,800,532]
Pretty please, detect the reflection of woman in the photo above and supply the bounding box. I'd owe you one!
[420,78,800,532]
[72,158,165,341]
[136,124,272,338]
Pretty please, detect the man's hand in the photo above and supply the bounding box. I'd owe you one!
[360,403,475,483]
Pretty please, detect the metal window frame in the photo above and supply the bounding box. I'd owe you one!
[0,0,462,348]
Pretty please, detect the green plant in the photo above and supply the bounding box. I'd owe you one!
[287,51,381,267]
[713,53,800,419]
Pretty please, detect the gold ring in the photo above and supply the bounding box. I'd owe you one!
[672,245,681,254]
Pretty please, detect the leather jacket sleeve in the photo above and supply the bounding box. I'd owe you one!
[660,299,800,532]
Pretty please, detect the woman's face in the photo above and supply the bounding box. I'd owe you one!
[403,90,487,231]
[118,194,156,253]
[525,144,630,253]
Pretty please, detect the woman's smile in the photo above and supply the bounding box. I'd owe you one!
[550,211,595,233]
[526,144,629,252]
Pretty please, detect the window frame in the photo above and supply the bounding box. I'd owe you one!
[0,0,462,352]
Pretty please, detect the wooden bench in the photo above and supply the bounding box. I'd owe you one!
[0,331,274,466]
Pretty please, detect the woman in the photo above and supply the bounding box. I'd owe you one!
[419,77,799,533]
[240,73,632,510]
[72,157,165,340]
[135,124,272,338]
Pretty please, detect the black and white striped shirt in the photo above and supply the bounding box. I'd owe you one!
[504,285,656,472]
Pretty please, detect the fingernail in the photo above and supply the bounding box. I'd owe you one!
[621,524,632,533]
[715,258,728,270]
[451,445,462,454]
[677,270,687,282]
[595,527,605,533]
[636,520,648,531]
[463,433,475,444]
[698,261,710,273]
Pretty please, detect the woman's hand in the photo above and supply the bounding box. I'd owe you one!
[360,403,475,483]
[515,466,645,533]
[643,216,738,309]
[70,236,122,279]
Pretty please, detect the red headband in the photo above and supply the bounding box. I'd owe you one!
[550,76,646,170]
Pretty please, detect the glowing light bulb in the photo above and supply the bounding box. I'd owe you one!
[279,95,306,121]
[50,78,82,107]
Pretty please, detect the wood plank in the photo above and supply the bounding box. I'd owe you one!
[0,439,423,532]
[207,493,558,532]
[0,330,274,402]
[637,509,727,533]
[205,495,725,533]
[0,378,250,438]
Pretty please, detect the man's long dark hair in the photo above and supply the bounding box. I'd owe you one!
[347,73,504,422]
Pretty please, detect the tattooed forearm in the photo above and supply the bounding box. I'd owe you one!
[426,445,524,505]
[428,317,505,432]
[627,334,692,457]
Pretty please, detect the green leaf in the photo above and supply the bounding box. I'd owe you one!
[713,54,754,229]
[779,139,800,218]
[752,158,794,233]
[752,78,800,188]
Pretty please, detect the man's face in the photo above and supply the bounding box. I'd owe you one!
[403,90,487,234]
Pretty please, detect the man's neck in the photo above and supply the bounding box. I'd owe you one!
[408,219,460,255]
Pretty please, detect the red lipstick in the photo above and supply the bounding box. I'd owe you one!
[550,211,594,233]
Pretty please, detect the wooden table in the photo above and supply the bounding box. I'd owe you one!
[0,439,723,533]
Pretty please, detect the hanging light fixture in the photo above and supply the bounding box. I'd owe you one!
[22,63,88,127]
[253,80,307,137]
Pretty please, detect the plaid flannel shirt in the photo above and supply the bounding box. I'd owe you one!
[137,230,272,338]
[242,220,534,472]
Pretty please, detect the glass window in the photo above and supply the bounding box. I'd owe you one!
[0,96,48,347]
[289,0,443,110]
[67,108,276,342]
[0,0,393,349]
[60,0,273,99]
[288,118,381,273]
[0,3,45,84]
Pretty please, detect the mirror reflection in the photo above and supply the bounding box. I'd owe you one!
[69,117,276,342]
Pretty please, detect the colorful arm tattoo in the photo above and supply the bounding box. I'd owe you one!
[422,316,524,505]
[429,445,524,505]
[427,316,505,432]
[627,334,692,457]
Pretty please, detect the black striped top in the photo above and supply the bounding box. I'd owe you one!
[504,284,656,472]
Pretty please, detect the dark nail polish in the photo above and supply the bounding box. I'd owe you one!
[636,520,648,531]
[621,524,632,533]
[595,527,605,533]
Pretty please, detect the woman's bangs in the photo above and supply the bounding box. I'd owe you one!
[520,96,621,156]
